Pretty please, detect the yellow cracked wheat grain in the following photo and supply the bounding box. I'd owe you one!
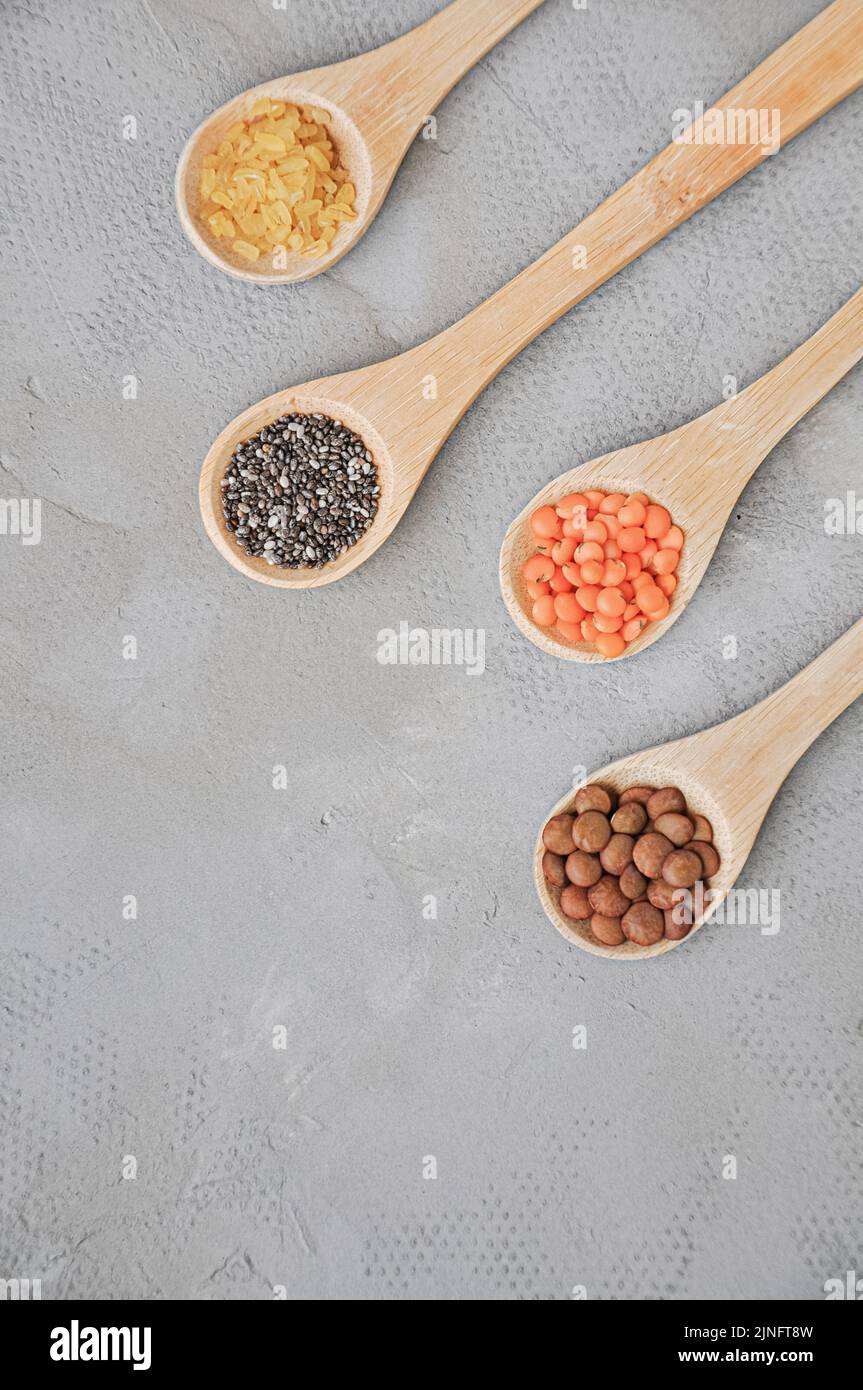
[198,99,357,264]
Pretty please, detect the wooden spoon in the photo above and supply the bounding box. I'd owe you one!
[535,617,863,960]
[501,286,863,662]
[176,0,546,284]
[199,0,863,586]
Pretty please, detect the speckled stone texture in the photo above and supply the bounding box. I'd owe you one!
[1,0,861,1302]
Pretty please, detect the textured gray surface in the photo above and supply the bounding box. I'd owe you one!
[1,0,861,1302]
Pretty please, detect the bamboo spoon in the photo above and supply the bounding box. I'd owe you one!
[501,286,863,662]
[199,0,863,587]
[535,617,863,960]
[176,0,546,284]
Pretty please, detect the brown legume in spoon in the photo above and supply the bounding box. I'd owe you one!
[652,812,694,846]
[633,832,675,878]
[646,787,687,819]
[542,813,575,855]
[591,913,625,946]
[560,884,592,920]
[572,811,612,853]
[542,851,566,888]
[588,875,631,918]
[611,801,648,834]
[622,901,665,946]
[542,781,721,950]
[662,848,703,888]
[574,784,615,815]
[565,850,603,887]
[600,833,635,876]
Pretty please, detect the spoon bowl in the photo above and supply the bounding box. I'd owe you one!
[176,0,547,285]
[535,753,736,960]
[176,80,373,286]
[199,374,401,587]
[500,451,707,664]
[534,617,863,958]
[501,286,863,662]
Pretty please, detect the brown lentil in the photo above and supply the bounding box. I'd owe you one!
[542,851,566,888]
[619,861,649,901]
[542,781,721,948]
[621,900,665,946]
[572,811,612,853]
[611,802,648,835]
[662,848,703,888]
[653,812,695,846]
[600,833,635,876]
[588,875,631,919]
[565,850,603,887]
[574,784,615,815]
[646,787,687,819]
[591,913,625,946]
[560,884,592,920]
[633,832,675,879]
[542,813,575,855]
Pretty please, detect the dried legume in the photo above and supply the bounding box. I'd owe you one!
[542,782,720,949]
[523,488,685,656]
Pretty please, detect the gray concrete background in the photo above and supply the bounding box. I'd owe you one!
[1,0,861,1301]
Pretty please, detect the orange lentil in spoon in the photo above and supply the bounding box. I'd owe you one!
[523,489,684,658]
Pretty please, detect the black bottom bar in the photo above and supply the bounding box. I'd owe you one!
[5,1297,858,1375]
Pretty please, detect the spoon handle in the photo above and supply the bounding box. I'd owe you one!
[715,286,863,473]
[698,616,863,786]
[345,0,546,129]
[428,0,863,405]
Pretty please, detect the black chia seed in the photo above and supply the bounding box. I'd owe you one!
[221,412,380,568]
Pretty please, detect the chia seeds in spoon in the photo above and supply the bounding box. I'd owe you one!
[221,412,379,568]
